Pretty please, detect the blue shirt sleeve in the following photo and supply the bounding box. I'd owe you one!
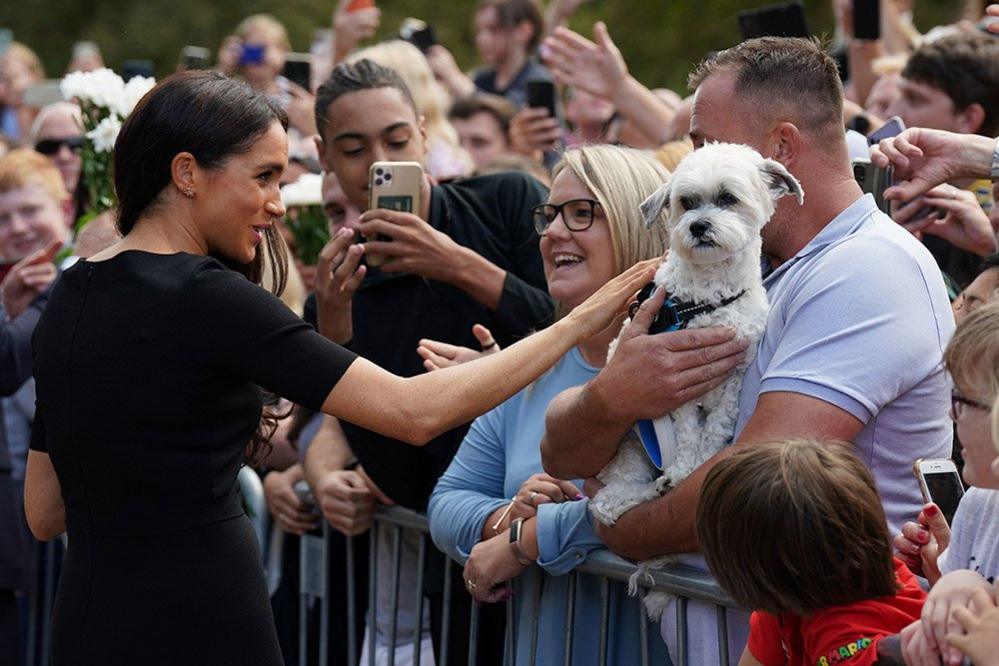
[534,499,604,576]
[759,234,949,422]
[428,406,509,560]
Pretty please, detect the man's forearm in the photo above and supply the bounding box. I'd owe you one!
[303,416,354,488]
[612,76,675,147]
[540,382,632,479]
[447,246,506,311]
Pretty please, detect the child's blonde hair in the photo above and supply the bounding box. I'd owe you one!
[946,301,999,411]
[0,149,68,202]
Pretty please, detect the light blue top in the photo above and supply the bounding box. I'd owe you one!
[429,347,669,665]
[735,193,955,534]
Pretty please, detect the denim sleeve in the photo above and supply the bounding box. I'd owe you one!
[534,499,604,576]
[428,407,509,561]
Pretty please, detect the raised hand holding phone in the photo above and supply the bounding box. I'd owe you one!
[1,240,60,318]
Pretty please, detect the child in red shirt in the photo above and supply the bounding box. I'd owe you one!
[696,439,927,666]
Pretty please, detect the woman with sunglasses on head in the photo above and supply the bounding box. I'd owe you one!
[427,143,742,664]
[21,71,651,666]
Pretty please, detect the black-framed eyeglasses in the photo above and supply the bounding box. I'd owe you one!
[950,392,989,421]
[35,137,84,156]
[532,199,603,235]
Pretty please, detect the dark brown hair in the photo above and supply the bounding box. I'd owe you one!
[696,439,898,615]
[114,70,289,293]
[113,70,291,462]
[314,59,417,141]
[450,93,517,134]
[903,31,999,137]
[688,37,844,140]
[476,0,546,53]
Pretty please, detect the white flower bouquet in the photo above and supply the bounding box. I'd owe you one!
[280,173,329,265]
[61,68,155,233]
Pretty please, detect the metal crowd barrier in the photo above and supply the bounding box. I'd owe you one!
[24,482,743,666]
[298,505,744,666]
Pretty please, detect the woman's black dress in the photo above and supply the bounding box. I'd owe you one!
[30,252,356,665]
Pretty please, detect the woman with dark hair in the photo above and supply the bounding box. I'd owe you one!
[22,70,652,665]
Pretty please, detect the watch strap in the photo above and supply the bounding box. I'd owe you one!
[991,137,999,181]
[508,518,534,566]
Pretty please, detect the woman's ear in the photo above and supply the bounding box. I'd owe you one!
[418,115,429,157]
[171,152,198,197]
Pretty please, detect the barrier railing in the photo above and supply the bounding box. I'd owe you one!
[299,504,744,666]
[25,477,745,666]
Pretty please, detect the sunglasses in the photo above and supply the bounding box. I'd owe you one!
[531,199,603,235]
[35,137,84,156]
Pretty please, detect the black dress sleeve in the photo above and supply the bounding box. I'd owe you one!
[29,409,46,453]
[181,260,357,412]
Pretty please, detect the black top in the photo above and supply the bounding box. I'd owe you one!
[472,60,553,109]
[31,251,356,536]
[306,171,552,509]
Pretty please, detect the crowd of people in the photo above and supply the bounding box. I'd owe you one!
[2,0,999,664]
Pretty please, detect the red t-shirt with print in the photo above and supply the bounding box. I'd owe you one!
[747,558,925,666]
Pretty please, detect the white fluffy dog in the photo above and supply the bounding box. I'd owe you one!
[589,143,803,617]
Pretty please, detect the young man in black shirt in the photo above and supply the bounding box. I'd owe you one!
[305,59,553,665]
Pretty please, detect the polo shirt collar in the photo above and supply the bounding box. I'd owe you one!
[764,193,877,285]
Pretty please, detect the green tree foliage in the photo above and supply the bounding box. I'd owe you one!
[2,0,966,95]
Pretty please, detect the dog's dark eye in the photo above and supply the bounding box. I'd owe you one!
[717,191,738,207]
[678,195,698,211]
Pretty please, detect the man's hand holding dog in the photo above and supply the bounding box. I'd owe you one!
[541,287,750,480]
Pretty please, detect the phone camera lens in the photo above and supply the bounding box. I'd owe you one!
[853,165,864,182]
[374,177,383,186]
[375,168,384,175]
[384,173,393,181]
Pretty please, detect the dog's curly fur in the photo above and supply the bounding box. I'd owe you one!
[589,143,804,618]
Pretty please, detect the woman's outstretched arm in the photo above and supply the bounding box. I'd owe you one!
[322,259,656,445]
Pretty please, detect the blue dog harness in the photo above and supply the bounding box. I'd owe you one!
[628,282,746,468]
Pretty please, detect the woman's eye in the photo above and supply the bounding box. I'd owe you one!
[573,208,594,220]
[388,140,409,150]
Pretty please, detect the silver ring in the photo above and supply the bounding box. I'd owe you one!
[466,579,477,590]
[528,491,539,503]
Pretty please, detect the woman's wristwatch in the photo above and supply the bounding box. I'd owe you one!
[508,517,534,566]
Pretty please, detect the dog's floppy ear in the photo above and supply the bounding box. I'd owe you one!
[640,180,673,229]
[760,159,804,205]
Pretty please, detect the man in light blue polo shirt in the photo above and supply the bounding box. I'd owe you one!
[541,36,953,664]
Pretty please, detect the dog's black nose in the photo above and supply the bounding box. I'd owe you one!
[689,220,711,238]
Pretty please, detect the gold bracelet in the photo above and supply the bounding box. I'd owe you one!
[491,499,516,535]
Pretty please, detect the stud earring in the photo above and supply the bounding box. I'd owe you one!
[183,188,195,198]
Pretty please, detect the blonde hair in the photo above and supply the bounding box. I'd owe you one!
[551,145,670,276]
[654,138,694,174]
[4,42,45,80]
[946,301,999,404]
[0,149,68,202]
[871,54,908,77]
[235,14,291,51]
[28,102,83,145]
[349,41,461,150]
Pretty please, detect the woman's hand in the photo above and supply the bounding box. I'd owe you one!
[332,0,380,63]
[505,473,581,527]
[463,531,526,604]
[563,258,657,343]
[947,588,999,666]
[893,185,997,257]
[216,35,242,75]
[509,107,560,157]
[919,569,994,665]
[315,229,366,344]
[286,82,318,135]
[417,324,499,371]
[893,503,950,582]
[542,22,627,101]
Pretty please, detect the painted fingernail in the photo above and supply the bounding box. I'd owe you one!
[925,504,939,516]
[575,493,586,501]
[917,531,928,543]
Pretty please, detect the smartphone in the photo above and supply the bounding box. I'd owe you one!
[867,115,904,146]
[738,1,810,40]
[282,53,312,90]
[913,458,965,525]
[400,18,437,53]
[367,161,423,267]
[852,159,893,214]
[180,45,211,71]
[853,0,881,41]
[122,59,154,81]
[346,0,375,11]
[527,78,558,118]
[240,44,266,67]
